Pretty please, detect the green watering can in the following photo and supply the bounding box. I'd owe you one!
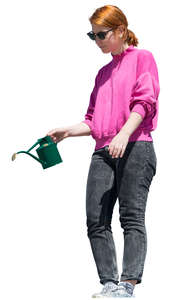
[11,135,63,169]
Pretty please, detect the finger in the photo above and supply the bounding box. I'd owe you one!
[115,150,121,158]
[47,129,57,136]
[110,147,116,156]
[120,146,126,157]
[114,146,123,158]
[48,134,55,140]
[50,133,57,138]
[109,147,113,155]
[52,136,57,142]
[47,132,54,137]
[112,147,119,158]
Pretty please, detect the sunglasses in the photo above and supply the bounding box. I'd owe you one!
[87,28,113,40]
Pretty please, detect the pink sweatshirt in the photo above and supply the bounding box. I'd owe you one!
[82,45,160,151]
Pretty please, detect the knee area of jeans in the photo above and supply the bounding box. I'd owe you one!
[119,220,146,233]
[119,214,145,225]
[86,220,112,236]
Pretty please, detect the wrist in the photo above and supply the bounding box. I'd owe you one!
[119,127,131,137]
[64,129,70,138]
[59,127,70,139]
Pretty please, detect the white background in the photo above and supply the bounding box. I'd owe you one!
[0,1,179,299]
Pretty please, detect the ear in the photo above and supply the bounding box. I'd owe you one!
[117,25,124,34]
[117,25,126,39]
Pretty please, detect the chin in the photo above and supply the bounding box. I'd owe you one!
[100,47,110,53]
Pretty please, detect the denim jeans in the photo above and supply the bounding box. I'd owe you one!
[85,141,157,285]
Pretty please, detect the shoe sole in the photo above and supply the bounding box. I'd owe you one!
[92,294,135,298]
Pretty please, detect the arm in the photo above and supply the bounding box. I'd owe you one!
[66,122,91,137]
[108,51,160,158]
[82,70,101,133]
[108,111,143,158]
[129,51,160,121]
[120,111,143,137]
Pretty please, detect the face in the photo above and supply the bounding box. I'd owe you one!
[91,24,128,55]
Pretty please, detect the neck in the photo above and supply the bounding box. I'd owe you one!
[111,42,129,55]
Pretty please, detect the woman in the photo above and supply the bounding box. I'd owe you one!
[47,5,160,299]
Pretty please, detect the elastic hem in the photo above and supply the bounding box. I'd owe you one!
[93,129,153,151]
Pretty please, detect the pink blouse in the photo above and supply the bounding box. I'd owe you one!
[82,45,160,151]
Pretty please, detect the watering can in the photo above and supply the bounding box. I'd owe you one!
[11,135,63,169]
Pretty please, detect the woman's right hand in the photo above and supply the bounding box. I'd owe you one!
[46,127,69,143]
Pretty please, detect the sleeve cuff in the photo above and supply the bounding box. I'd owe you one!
[130,103,146,119]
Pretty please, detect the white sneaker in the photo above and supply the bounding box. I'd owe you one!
[92,281,119,298]
[110,282,135,298]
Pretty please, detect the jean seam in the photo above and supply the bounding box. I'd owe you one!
[104,170,115,226]
[135,142,149,276]
[147,142,157,176]
[104,166,119,282]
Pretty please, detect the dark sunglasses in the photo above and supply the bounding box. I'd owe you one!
[87,28,113,40]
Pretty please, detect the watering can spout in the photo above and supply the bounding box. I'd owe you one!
[12,150,45,165]
[11,136,63,169]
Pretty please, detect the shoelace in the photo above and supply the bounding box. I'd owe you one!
[102,283,118,294]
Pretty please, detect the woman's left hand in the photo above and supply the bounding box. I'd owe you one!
[108,130,130,158]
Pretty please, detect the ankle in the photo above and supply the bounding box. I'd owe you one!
[121,280,137,286]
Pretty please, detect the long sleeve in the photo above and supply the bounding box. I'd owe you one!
[129,51,160,120]
[82,70,101,131]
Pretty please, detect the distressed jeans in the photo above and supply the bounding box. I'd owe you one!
[85,141,157,285]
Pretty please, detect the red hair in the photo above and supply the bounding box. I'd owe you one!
[88,5,138,46]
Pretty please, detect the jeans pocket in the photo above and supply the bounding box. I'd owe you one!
[146,142,157,176]
[148,158,157,177]
[92,146,109,157]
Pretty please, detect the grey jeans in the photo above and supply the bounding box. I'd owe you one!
[85,141,157,285]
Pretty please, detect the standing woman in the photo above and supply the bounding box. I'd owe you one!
[47,5,160,299]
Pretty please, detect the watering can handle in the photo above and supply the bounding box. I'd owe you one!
[27,140,41,152]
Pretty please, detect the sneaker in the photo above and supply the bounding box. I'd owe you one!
[92,281,119,298]
[110,282,135,298]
